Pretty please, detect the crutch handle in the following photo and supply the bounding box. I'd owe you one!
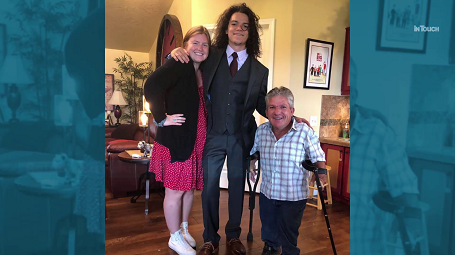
[301,160,327,174]
[247,151,261,204]
[250,151,260,161]
[246,151,260,191]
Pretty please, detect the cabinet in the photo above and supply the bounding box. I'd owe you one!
[341,27,350,95]
[321,143,350,203]
[408,157,454,255]
[341,147,350,198]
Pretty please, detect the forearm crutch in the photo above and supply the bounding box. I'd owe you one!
[373,191,430,255]
[301,160,337,255]
[246,151,260,241]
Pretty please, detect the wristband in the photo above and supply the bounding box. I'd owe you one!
[153,118,166,127]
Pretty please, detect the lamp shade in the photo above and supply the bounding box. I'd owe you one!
[0,54,34,84]
[108,90,128,105]
[54,95,73,126]
[62,64,79,100]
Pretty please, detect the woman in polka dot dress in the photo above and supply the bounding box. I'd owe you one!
[144,26,211,254]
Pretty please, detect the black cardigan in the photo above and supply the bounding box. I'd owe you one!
[144,59,199,162]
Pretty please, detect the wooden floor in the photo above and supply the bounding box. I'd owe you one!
[105,190,350,255]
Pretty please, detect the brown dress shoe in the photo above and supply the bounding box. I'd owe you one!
[197,242,219,255]
[226,238,246,255]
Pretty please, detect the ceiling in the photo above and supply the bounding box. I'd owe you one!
[105,0,174,53]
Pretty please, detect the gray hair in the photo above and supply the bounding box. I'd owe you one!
[265,86,294,108]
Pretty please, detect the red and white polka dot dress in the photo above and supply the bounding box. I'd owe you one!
[149,85,206,191]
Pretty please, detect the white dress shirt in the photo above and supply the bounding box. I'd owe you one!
[226,45,248,70]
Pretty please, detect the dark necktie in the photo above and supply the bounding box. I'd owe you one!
[230,52,238,77]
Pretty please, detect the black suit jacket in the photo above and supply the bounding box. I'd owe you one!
[202,47,268,152]
[144,58,199,162]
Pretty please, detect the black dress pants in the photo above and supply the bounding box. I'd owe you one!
[201,131,247,244]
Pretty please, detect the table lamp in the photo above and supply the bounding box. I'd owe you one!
[139,110,148,141]
[107,90,127,126]
[143,100,151,143]
[0,54,34,123]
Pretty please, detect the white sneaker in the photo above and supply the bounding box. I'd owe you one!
[168,230,196,255]
[181,223,196,248]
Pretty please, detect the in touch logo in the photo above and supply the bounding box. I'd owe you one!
[414,25,439,32]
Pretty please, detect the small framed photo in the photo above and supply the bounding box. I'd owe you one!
[105,74,114,111]
[303,38,334,90]
[0,24,6,123]
[376,0,431,53]
[0,24,6,62]
[449,1,455,64]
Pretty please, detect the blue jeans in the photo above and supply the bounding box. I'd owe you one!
[259,193,307,255]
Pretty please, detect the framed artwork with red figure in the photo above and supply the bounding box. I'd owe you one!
[303,38,334,90]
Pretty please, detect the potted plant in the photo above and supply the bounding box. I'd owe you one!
[113,53,153,124]
[5,0,82,121]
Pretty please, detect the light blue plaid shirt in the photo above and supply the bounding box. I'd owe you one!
[351,106,419,254]
[250,118,325,201]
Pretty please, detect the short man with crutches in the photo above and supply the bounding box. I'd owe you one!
[249,87,327,255]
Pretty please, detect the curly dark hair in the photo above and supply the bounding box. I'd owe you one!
[212,3,262,59]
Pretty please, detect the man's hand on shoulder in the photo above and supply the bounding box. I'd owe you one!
[294,116,313,130]
[171,47,190,63]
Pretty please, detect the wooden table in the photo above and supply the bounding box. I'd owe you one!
[118,151,152,215]
[14,173,76,199]
[0,152,65,254]
[14,173,76,254]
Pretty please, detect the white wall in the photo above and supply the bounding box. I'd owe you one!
[105,48,150,74]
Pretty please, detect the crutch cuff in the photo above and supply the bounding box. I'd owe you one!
[250,151,260,160]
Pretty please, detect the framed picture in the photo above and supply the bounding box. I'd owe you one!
[0,24,5,62]
[105,74,114,111]
[376,0,430,53]
[303,38,334,90]
[0,24,6,123]
[449,1,455,64]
